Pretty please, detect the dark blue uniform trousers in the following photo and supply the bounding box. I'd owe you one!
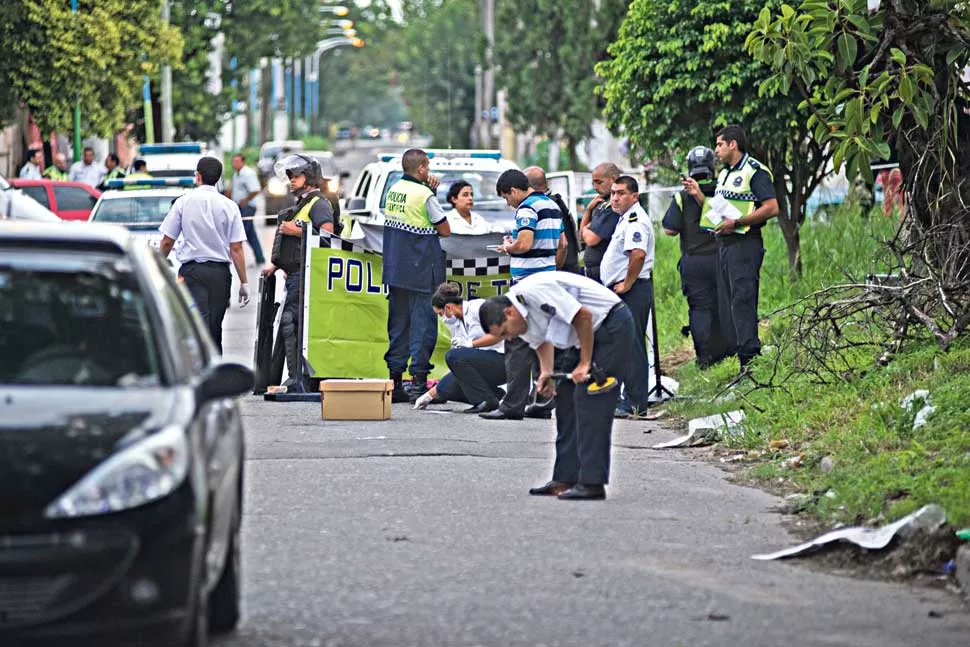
[179,261,231,354]
[679,253,731,365]
[617,278,652,412]
[718,236,765,363]
[436,348,506,404]
[551,303,635,486]
[384,286,437,376]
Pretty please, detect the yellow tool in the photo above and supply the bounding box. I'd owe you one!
[548,364,618,395]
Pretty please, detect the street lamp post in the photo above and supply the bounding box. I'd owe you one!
[319,5,350,16]
[71,0,81,162]
[307,37,362,136]
[160,0,174,142]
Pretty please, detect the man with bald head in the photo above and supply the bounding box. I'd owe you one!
[579,162,622,284]
[382,148,451,403]
[42,153,69,180]
[524,166,581,274]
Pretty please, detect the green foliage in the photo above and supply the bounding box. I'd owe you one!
[745,0,970,183]
[395,0,482,148]
[494,0,628,168]
[0,0,181,135]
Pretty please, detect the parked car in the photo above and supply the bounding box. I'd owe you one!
[9,179,100,220]
[0,221,252,647]
[0,175,62,222]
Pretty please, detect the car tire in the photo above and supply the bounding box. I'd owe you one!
[208,506,242,634]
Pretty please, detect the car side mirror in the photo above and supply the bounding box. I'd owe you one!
[347,197,367,211]
[198,363,254,402]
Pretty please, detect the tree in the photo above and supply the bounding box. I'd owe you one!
[747,0,970,346]
[597,0,831,276]
[0,0,181,136]
[394,0,482,148]
[493,0,628,169]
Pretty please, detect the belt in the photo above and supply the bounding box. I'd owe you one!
[181,260,230,266]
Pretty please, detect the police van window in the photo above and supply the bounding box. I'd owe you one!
[54,186,97,212]
[19,185,50,209]
[91,196,178,231]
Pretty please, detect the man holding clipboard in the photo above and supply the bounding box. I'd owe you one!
[682,124,779,372]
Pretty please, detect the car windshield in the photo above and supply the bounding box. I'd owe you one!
[261,147,281,159]
[0,250,162,387]
[91,196,180,231]
[379,170,508,212]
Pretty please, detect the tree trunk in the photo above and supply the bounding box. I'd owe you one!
[565,135,579,171]
[259,62,271,146]
[773,173,803,278]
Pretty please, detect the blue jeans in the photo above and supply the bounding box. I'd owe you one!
[436,348,506,404]
[384,286,437,376]
[241,205,265,264]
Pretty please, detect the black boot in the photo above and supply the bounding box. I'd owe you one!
[390,373,409,403]
[408,374,429,403]
[282,331,306,393]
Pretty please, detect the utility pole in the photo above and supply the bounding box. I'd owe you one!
[71,0,81,162]
[481,0,495,149]
[160,0,174,142]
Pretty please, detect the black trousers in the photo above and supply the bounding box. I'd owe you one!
[501,337,539,415]
[718,236,765,363]
[179,261,231,354]
[617,278,652,411]
[680,253,731,365]
[551,303,635,485]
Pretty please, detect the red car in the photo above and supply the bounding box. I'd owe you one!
[9,179,101,221]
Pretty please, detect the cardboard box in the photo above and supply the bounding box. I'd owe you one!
[320,379,394,421]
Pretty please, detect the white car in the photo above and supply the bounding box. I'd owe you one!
[88,177,194,271]
[343,149,520,237]
[133,142,220,183]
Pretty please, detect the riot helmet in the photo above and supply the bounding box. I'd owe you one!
[686,146,716,180]
[274,154,322,193]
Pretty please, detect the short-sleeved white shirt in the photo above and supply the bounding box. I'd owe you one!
[159,185,246,263]
[230,165,261,203]
[505,272,621,349]
[600,203,654,287]
[444,299,504,353]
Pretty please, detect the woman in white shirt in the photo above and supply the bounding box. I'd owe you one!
[444,181,492,235]
[413,282,507,413]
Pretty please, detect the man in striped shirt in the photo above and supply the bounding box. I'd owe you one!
[481,169,565,420]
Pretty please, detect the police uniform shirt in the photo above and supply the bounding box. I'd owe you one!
[506,272,621,350]
[159,185,246,264]
[599,203,654,287]
[663,182,718,255]
[444,299,505,353]
[719,154,776,233]
[296,190,335,232]
[19,162,42,180]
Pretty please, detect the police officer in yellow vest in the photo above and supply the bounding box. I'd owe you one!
[123,159,151,190]
[383,148,451,403]
[683,124,779,372]
[263,154,335,393]
[663,146,731,368]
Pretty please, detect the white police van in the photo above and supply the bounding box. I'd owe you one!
[132,142,219,180]
[87,177,196,271]
[342,149,520,238]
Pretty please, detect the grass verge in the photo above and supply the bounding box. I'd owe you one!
[654,209,970,529]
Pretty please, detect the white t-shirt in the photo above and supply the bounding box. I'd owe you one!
[446,210,492,235]
[69,161,106,187]
[445,299,504,352]
[599,203,654,287]
[505,272,621,349]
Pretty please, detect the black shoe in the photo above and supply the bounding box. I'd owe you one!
[524,403,553,419]
[463,400,499,414]
[408,375,429,404]
[391,386,410,403]
[479,408,523,420]
[529,480,573,496]
[558,484,606,500]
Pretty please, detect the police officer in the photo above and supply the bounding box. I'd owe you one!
[599,175,653,418]
[479,271,636,501]
[483,169,565,421]
[42,153,69,181]
[123,159,151,190]
[683,124,779,371]
[19,149,43,180]
[262,154,335,393]
[99,153,126,189]
[663,146,731,368]
[579,162,622,283]
[382,148,451,403]
[159,157,250,354]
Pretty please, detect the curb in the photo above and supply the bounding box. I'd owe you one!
[956,545,970,604]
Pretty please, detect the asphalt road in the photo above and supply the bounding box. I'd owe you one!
[215,233,969,647]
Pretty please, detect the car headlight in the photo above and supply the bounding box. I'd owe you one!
[44,425,190,518]
[267,177,288,196]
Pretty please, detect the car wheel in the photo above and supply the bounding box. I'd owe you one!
[184,575,209,647]
[208,510,242,634]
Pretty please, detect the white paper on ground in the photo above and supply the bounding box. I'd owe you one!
[751,504,947,560]
[652,410,746,449]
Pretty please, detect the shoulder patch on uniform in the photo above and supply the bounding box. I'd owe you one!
[516,294,527,305]
[515,215,532,228]
[632,231,642,243]
[748,159,761,170]
[627,212,638,222]
[540,303,556,316]
[733,176,743,187]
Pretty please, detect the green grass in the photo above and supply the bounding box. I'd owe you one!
[654,209,970,528]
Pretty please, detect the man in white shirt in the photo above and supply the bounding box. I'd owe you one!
[68,147,106,187]
[159,157,250,354]
[229,153,265,265]
[479,271,637,501]
[19,149,44,180]
[600,175,655,418]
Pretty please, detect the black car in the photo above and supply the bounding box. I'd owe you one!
[0,222,253,646]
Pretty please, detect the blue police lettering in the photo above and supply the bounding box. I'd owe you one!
[466,281,481,298]
[346,259,364,293]
[327,257,343,291]
[490,279,510,295]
